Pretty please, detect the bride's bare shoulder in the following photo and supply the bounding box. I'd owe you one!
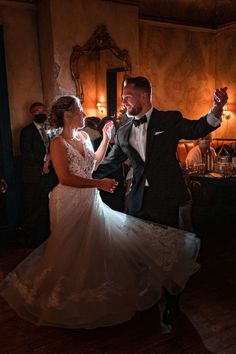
[51,135,66,148]
[52,135,64,141]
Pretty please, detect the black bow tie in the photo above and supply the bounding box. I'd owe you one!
[133,115,147,127]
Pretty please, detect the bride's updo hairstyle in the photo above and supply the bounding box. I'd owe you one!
[50,95,80,128]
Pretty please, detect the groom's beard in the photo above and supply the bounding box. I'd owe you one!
[126,103,143,117]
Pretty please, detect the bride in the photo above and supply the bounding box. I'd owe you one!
[0,95,200,329]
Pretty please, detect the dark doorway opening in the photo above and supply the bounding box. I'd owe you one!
[106,67,124,118]
[0,25,18,237]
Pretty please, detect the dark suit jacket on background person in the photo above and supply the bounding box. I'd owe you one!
[20,123,57,245]
[94,108,217,227]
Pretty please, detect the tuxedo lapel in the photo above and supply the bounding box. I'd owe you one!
[121,120,133,147]
[121,112,162,166]
[146,120,154,161]
[129,144,145,166]
[145,109,162,164]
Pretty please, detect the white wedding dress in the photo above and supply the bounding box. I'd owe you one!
[0,135,200,329]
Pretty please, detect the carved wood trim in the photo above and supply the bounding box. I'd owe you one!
[70,24,131,102]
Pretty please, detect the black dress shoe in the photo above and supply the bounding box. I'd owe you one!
[162,292,180,325]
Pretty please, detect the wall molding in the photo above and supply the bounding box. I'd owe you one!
[139,17,236,34]
[0,0,35,9]
[216,22,236,35]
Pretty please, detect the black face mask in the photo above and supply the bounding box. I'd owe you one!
[34,114,47,123]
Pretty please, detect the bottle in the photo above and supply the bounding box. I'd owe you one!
[216,144,230,163]
[205,146,214,172]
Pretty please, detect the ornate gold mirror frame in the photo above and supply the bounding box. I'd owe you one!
[70,24,131,103]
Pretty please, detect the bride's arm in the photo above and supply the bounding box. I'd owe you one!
[94,121,113,169]
[50,137,117,192]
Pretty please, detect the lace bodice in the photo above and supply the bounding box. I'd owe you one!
[63,136,96,178]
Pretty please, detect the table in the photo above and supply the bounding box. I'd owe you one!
[187,173,236,233]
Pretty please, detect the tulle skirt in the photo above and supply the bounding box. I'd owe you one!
[0,184,200,329]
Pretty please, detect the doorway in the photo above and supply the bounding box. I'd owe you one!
[106,67,124,118]
[0,25,18,235]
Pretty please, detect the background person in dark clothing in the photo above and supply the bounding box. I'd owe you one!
[19,102,58,247]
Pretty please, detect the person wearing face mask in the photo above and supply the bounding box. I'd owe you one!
[185,134,217,169]
[19,102,58,247]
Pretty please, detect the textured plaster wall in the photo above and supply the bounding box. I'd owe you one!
[0,1,43,153]
[139,23,215,118]
[48,0,139,114]
[139,21,236,138]
[37,0,55,108]
[214,27,236,138]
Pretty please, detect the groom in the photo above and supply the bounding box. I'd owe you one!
[95,76,227,227]
[94,76,228,323]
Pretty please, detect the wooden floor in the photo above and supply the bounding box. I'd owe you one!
[0,229,235,354]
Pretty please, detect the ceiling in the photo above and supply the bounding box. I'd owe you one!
[14,0,236,28]
[138,0,236,28]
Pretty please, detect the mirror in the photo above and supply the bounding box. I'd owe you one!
[70,24,131,117]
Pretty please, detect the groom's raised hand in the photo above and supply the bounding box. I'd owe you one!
[211,87,228,117]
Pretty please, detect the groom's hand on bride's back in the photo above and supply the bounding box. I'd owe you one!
[97,178,118,193]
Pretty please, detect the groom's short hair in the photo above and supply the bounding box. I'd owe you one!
[123,76,152,96]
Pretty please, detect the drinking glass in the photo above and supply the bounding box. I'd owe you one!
[193,162,205,175]
[223,162,234,178]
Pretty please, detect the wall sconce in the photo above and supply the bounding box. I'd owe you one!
[222,105,231,120]
[96,102,104,115]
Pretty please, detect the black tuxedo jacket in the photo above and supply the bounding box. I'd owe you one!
[94,108,217,215]
[20,123,54,184]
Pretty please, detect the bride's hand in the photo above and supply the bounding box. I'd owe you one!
[98,178,118,193]
[102,121,114,141]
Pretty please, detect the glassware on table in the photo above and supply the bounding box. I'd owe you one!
[193,162,206,175]
[216,144,231,163]
[214,162,233,178]
[223,162,234,177]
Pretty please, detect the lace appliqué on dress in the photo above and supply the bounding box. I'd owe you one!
[123,221,183,272]
[6,268,52,305]
[6,271,125,310]
[64,137,96,179]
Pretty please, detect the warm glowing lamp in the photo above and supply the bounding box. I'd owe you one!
[96,102,104,115]
[222,105,231,120]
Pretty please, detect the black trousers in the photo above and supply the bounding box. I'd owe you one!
[130,187,179,228]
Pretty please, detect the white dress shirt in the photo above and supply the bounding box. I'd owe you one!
[207,109,222,126]
[129,107,153,162]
